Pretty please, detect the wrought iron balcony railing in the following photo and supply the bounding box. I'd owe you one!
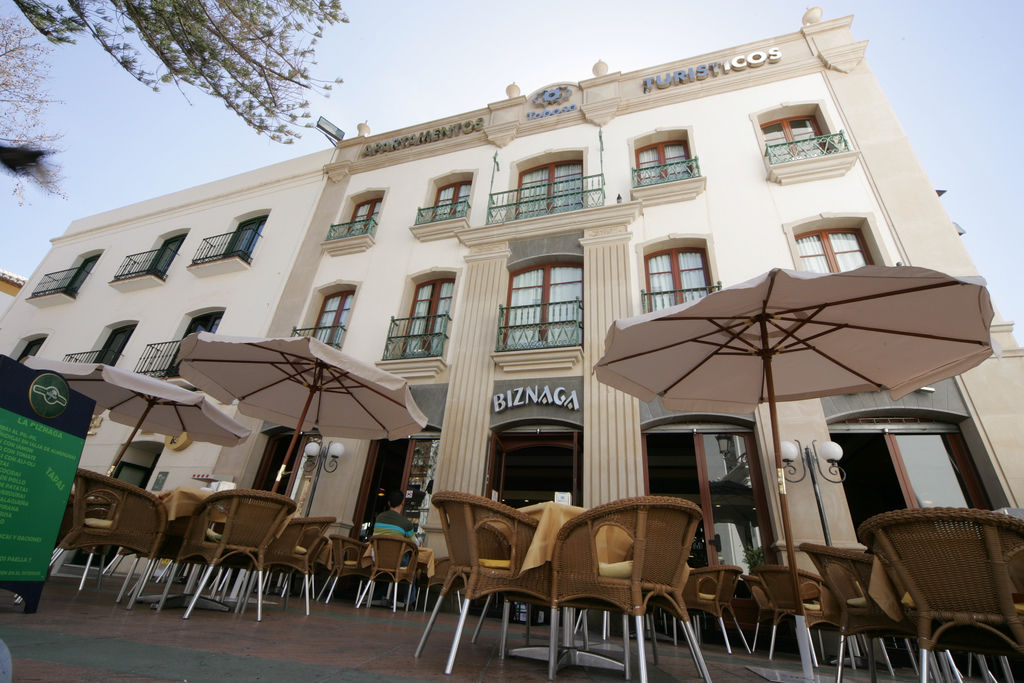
[382,314,451,360]
[326,216,377,241]
[641,283,722,313]
[496,300,583,352]
[486,174,604,225]
[414,200,469,226]
[191,227,261,265]
[64,349,121,365]
[135,340,183,377]
[632,157,702,188]
[765,131,850,165]
[113,247,177,281]
[292,324,346,348]
[30,267,87,298]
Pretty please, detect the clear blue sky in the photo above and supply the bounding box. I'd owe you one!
[3,0,1022,335]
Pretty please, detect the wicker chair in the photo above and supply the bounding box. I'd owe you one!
[58,468,167,593]
[356,535,419,612]
[741,573,777,654]
[552,496,710,683]
[415,490,549,675]
[171,488,296,621]
[858,507,1024,683]
[683,564,751,654]
[750,564,842,665]
[264,516,334,615]
[416,556,463,612]
[800,542,917,680]
[322,534,372,605]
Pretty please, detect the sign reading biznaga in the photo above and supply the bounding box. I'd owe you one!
[493,384,580,413]
[641,47,782,93]
[362,118,484,157]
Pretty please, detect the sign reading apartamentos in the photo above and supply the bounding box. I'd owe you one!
[493,384,581,413]
[641,47,782,93]
[362,117,484,157]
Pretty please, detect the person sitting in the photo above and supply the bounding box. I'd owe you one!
[373,490,416,542]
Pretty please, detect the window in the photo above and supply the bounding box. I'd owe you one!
[67,255,100,295]
[760,116,820,145]
[435,182,471,220]
[16,337,46,362]
[313,292,353,347]
[152,234,186,277]
[643,248,713,312]
[352,198,382,224]
[408,279,454,356]
[634,141,696,186]
[499,264,583,350]
[518,162,583,218]
[185,311,222,335]
[225,216,266,260]
[795,229,869,273]
[95,324,136,366]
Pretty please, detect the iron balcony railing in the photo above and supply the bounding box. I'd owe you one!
[382,314,451,360]
[191,227,261,266]
[30,267,86,298]
[414,200,469,225]
[135,340,183,378]
[496,299,583,352]
[113,247,177,281]
[765,131,850,165]
[632,157,702,188]
[64,349,120,365]
[486,174,604,225]
[641,283,722,313]
[292,324,346,348]
[326,216,377,241]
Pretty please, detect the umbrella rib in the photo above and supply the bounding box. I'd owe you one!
[660,318,759,397]
[766,279,966,318]
[771,317,990,347]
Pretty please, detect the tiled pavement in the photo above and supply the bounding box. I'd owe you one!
[1,576,928,682]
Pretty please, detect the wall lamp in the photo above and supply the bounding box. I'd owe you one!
[302,438,345,515]
[780,439,845,545]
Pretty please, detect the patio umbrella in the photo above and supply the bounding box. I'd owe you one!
[23,357,252,474]
[594,265,996,677]
[175,332,428,494]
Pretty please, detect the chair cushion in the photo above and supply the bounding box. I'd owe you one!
[698,591,717,601]
[83,517,113,529]
[598,560,633,578]
[294,545,307,555]
[479,558,511,569]
[802,600,822,612]
[901,592,915,609]
[205,527,223,542]
[343,560,359,567]
[847,596,868,608]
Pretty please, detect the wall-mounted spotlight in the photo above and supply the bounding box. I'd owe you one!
[315,116,345,144]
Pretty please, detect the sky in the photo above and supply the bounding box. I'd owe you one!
[3,0,1023,335]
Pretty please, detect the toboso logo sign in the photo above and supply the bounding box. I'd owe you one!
[493,384,581,413]
[641,47,782,93]
[528,85,578,121]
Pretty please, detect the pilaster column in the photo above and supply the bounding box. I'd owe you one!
[580,226,643,507]
[432,243,510,494]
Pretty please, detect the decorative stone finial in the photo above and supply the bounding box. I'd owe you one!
[593,59,608,77]
[357,121,370,137]
[802,6,823,25]
[506,82,521,98]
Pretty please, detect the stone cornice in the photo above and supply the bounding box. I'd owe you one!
[409,215,471,242]
[455,202,643,249]
[629,176,706,206]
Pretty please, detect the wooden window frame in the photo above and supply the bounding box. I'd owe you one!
[644,247,710,292]
[351,198,382,222]
[435,182,471,206]
[517,161,583,193]
[318,291,354,328]
[507,263,583,308]
[795,228,871,274]
[409,279,454,319]
[760,115,822,142]
[635,140,690,168]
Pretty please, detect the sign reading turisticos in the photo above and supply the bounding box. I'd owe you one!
[493,384,581,413]
[362,117,484,157]
[641,47,782,93]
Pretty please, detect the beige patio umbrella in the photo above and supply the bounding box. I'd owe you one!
[23,357,252,474]
[176,332,428,494]
[594,265,997,678]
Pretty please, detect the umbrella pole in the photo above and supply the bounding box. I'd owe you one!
[763,352,815,680]
[106,401,155,477]
[273,379,319,495]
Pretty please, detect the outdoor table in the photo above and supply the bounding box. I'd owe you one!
[158,486,213,520]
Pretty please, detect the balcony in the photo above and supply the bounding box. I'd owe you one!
[64,349,120,365]
[292,324,346,348]
[632,158,702,187]
[764,131,858,185]
[189,228,261,275]
[415,201,469,226]
[323,216,377,256]
[641,283,722,313]
[410,201,470,242]
[135,340,182,378]
[486,174,604,225]
[382,314,450,361]
[496,300,583,353]
[110,248,176,292]
[29,267,86,302]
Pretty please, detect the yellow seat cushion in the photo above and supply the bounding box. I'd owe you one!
[343,560,359,567]
[294,545,307,555]
[205,527,223,542]
[698,591,717,601]
[479,558,511,569]
[802,600,822,612]
[598,561,633,578]
[83,517,113,529]
[847,596,868,608]
[1016,602,1024,615]
[901,592,915,609]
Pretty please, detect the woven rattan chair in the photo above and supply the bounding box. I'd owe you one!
[800,542,917,681]
[551,496,710,683]
[264,516,334,615]
[751,564,841,665]
[322,534,372,605]
[171,488,296,621]
[858,507,1024,683]
[415,490,550,675]
[741,573,777,654]
[58,468,167,593]
[683,564,751,654]
[416,556,463,611]
[355,535,419,612]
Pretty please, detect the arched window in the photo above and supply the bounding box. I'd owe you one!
[313,291,353,347]
[643,247,712,312]
[499,264,583,350]
[352,198,382,223]
[634,140,694,185]
[795,229,870,273]
[517,162,584,218]
[760,116,821,145]
[388,279,454,358]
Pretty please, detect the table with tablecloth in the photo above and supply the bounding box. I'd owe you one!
[518,501,635,572]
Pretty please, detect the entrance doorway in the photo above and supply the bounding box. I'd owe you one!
[352,436,440,541]
[489,431,581,508]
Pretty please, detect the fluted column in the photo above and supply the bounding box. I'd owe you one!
[432,243,510,494]
[580,226,643,507]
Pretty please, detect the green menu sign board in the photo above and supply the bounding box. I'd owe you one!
[0,355,94,612]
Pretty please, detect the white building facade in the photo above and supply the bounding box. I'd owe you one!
[4,14,1022,569]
